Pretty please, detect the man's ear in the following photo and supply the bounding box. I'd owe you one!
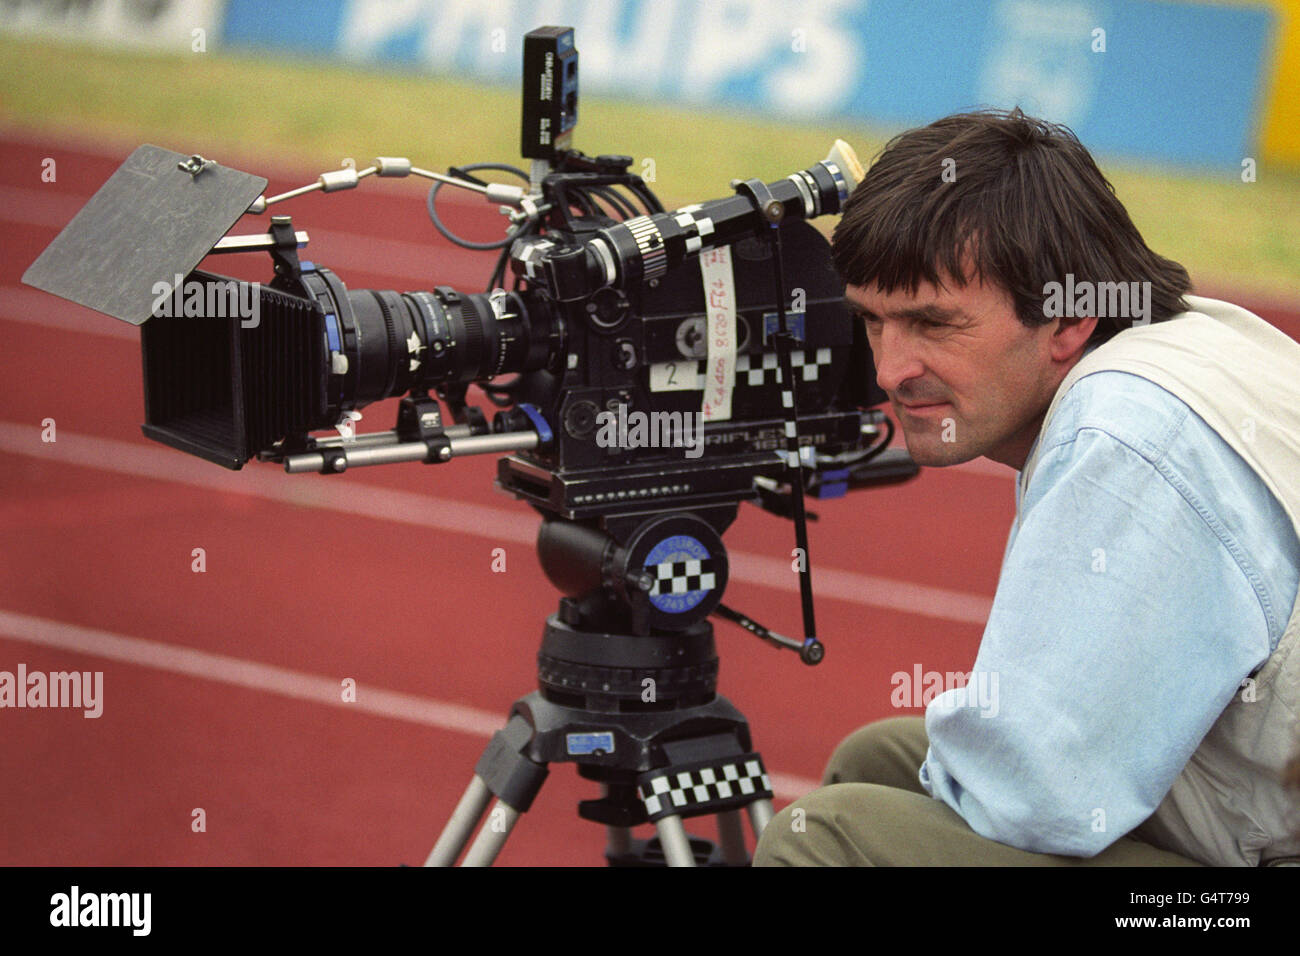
[1049,315,1099,363]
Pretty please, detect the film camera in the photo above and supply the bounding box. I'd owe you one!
[25,26,916,865]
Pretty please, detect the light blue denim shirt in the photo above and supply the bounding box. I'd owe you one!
[918,370,1300,857]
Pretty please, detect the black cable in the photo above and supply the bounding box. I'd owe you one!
[487,245,509,292]
[427,162,530,251]
[480,384,518,407]
[569,189,597,218]
[620,187,644,217]
[578,188,610,218]
[629,180,665,214]
[590,185,636,219]
[872,416,895,458]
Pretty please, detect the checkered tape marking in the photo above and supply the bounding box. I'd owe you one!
[736,348,832,385]
[672,349,832,390]
[637,755,773,821]
[743,348,832,385]
[649,557,717,596]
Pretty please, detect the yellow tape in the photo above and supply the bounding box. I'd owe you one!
[1216,0,1300,165]
[1260,1,1300,164]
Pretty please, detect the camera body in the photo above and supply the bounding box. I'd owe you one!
[29,25,894,526]
[496,217,878,518]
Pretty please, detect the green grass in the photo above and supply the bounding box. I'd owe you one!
[3,34,1297,298]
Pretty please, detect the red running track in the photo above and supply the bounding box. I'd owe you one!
[1,130,1295,866]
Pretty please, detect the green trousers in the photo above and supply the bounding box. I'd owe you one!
[752,716,1203,866]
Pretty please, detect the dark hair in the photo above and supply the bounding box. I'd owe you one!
[831,108,1192,343]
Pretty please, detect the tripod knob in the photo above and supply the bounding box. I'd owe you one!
[800,639,825,666]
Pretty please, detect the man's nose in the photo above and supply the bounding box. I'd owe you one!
[870,322,925,394]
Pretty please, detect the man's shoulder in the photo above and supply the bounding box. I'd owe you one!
[1035,368,1295,576]
[1042,370,1197,467]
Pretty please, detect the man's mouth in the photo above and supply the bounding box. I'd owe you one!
[896,400,950,414]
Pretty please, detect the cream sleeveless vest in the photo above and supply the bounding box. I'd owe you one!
[1019,295,1300,866]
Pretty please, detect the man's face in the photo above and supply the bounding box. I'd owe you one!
[845,272,1069,470]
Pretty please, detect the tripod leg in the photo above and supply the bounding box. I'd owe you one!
[654,815,698,867]
[461,799,523,867]
[746,798,775,838]
[606,826,632,858]
[716,809,749,864]
[425,776,494,867]
[598,784,634,859]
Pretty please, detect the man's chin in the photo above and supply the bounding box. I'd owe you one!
[900,434,980,467]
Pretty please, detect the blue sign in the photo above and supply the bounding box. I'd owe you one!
[220,0,1274,169]
[566,731,615,755]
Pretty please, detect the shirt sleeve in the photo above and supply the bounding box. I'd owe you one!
[917,419,1276,857]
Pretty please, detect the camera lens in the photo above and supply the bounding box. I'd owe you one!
[303,265,555,411]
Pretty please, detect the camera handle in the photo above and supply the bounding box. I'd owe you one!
[731,178,824,666]
[245,155,539,217]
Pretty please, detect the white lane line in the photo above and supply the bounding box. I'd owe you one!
[0,183,88,227]
[0,608,821,801]
[0,608,501,735]
[0,130,489,207]
[0,423,995,625]
[1,286,136,339]
[3,180,506,287]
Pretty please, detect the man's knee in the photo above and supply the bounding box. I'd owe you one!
[754,784,905,866]
[754,783,1209,867]
[823,715,928,791]
[753,802,808,866]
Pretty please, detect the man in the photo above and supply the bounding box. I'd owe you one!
[753,108,1300,866]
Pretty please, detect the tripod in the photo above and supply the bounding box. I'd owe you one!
[425,507,776,866]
